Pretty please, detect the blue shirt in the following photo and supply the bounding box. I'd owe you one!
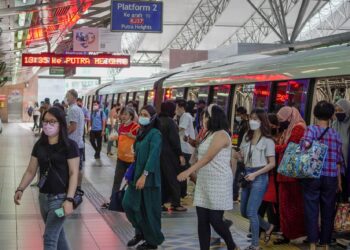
[91,110,106,131]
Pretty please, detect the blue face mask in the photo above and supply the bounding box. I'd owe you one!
[139,117,150,126]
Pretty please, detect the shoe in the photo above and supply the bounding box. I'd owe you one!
[161,205,168,212]
[224,219,233,228]
[171,206,187,212]
[107,152,113,156]
[210,237,221,247]
[243,246,260,250]
[100,202,110,209]
[95,154,100,159]
[136,242,157,249]
[127,234,144,247]
[247,233,252,238]
[273,237,290,245]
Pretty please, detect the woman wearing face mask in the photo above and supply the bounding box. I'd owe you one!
[333,99,350,200]
[177,104,238,250]
[101,107,139,209]
[234,109,276,250]
[122,105,164,250]
[14,107,80,250]
[274,106,306,245]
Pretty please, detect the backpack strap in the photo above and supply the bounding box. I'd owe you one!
[317,127,329,141]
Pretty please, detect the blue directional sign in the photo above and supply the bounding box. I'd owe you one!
[111,0,163,33]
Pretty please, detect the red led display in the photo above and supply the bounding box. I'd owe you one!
[22,53,130,68]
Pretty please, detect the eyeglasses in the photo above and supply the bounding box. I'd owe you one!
[43,120,58,126]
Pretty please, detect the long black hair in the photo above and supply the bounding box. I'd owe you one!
[39,107,71,149]
[246,108,272,141]
[205,105,229,133]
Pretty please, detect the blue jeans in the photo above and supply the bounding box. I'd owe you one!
[39,193,70,250]
[240,168,270,247]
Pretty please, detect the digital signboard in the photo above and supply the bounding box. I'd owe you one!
[22,53,130,68]
[111,0,163,33]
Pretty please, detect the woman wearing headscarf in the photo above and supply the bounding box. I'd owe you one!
[122,105,164,250]
[274,106,306,245]
[333,99,350,200]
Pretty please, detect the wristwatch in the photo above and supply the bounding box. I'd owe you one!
[143,170,149,177]
[65,197,74,203]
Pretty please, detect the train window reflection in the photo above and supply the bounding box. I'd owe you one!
[136,92,145,112]
[212,85,231,112]
[235,82,271,114]
[271,79,309,117]
[164,88,185,100]
[187,86,209,103]
[119,93,127,106]
[106,94,113,109]
[147,90,155,105]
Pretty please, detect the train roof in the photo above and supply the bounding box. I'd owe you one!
[163,45,350,88]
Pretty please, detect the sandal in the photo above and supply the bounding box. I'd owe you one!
[264,224,274,244]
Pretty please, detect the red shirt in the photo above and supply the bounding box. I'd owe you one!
[118,121,139,136]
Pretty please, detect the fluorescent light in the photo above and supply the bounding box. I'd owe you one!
[17,30,23,40]
[17,41,22,48]
[18,13,26,27]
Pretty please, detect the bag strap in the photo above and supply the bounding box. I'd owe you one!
[46,152,68,190]
[317,127,329,141]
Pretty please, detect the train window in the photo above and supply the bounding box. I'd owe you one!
[147,90,155,105]
[87,96,91,110]
[136,92,145,112]
[119,93,127,106]
[164,88,185,101]
[187,86,209,103]
[234,82,271,114]
[271,79,309,117]
[113,94,119,106]
[212,85,231,112]
[106,94,113,109]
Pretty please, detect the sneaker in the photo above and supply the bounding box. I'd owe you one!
[136,242,157,249]
[100,203,110,209]
[127,234,144,247]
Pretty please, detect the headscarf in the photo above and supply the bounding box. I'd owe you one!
[136,105,159,141]
[333,99,350,167]
[277,106,306,144]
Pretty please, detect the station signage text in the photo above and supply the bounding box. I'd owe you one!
[111,0,163,33]
[22,53,130,68]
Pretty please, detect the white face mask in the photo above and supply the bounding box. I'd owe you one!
[249,120,261,130]
[236,116,242,123]
[93,105,99,111]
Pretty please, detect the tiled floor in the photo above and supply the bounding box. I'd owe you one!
[0,123,347,250]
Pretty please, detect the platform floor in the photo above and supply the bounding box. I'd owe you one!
[0,123,346,250]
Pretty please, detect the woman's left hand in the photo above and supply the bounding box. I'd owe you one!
[337,177,343,193]
[245,173,256,182]
[177,170,191,182]
[62,201,74,216]
[136,175,146,190]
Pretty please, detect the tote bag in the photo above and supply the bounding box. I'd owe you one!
[278,128,329,178]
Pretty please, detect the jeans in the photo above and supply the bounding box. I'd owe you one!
[196,207,236,250]
[240,168,270,247]
[301,176,337,245]
[89,130,102,156]
[33,115,39,130]
[39,193,70,250]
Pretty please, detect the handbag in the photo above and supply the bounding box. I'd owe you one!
[278,127,329,178]
[124,162,135,182]
[334,203,350,232]
[109,184,127,212]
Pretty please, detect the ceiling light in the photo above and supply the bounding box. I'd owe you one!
[18,13,26,27]
[17,30,23,40]
[17,41,22,49]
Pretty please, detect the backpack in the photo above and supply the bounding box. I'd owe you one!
[27,106,33,116]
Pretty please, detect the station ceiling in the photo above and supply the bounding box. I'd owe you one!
[0,0,349,85]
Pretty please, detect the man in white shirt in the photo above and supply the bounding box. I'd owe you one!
[175,99,196,198]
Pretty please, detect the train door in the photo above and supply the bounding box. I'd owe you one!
[270,79,310,118]
[113,94,119,106]
[135,91,146,112]
[87,96,91,111]
[146,90,155,105]
[106,94,113,110]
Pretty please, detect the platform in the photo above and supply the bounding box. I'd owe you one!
[0,123,346,250]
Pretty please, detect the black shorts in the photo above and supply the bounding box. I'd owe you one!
[79,148,84,170]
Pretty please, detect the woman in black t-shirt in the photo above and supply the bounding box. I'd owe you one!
[14,107,80,250]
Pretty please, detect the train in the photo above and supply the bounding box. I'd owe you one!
[83,45,350,130]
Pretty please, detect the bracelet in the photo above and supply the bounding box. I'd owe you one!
[65,197,75,203]
[15,188,24,193]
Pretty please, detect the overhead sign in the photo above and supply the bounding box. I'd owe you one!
[111,0,163,33]
[22,53,130,68]
[73,27,122,52]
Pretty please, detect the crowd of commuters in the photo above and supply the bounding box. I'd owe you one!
[12,89,350,250]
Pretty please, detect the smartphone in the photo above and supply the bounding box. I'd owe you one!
[54,208,65,218]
